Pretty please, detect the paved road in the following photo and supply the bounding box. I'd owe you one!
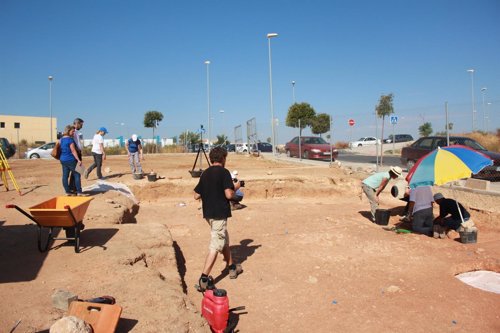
[338,150,402,169]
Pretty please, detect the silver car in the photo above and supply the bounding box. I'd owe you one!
[25,142,56,159]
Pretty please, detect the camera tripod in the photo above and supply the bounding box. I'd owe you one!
[189,142,211,178]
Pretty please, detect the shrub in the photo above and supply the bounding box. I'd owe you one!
[334,141,349,149]
[458,132,500,152]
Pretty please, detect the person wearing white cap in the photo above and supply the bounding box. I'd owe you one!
[126,134,143,174]
[361,166,402,222]
[84,127,108,180]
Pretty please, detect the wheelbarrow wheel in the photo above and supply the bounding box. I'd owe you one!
[74,226,80,253]
[37,226,53,252]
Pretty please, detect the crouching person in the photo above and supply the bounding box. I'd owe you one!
[194,146,243,291]
[433,193,475,239]
[407,185,434,236]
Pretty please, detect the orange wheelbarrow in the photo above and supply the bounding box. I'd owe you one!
[7,196,94,253]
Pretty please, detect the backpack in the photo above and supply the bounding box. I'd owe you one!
[51,140,61,160]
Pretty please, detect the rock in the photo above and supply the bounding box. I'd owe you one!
[267,170,273,175]
[52,289,78,311]
[307,276,318,284]
[104,167,111,174]
[50,316,92,333]
[386,285,401,293]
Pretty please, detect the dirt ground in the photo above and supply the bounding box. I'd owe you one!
[1,153,499,332]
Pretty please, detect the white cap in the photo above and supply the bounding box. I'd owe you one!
[132,134,138,141]
[232,170,238,176]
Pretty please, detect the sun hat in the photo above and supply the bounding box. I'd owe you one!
[390,166,403,177]
[99,127,108,134]
[132,134,138,141]
[433,193,444,201]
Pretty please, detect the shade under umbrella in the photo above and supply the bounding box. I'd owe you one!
[406,145,493,189]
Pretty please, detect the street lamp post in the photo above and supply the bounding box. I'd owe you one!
[219,110,225,140]
[486,102,492,133]
[467,69,476,131]
[291,80,296,104]
[205,60,211,150]
[48,75,53,142]
[481,87,487,131]
[267,32,278,155]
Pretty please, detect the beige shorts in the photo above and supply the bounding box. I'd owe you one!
[207,218,229,252]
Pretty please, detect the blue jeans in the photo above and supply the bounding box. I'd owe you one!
[412,207,434,236]
[61,160,81,194]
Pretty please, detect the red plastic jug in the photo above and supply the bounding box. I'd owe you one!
[201,288,229,332]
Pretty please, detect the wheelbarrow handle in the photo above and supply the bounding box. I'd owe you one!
[6,204,40,225]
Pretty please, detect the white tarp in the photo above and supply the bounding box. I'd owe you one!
[83,180,138,204]
[455,270,500,294]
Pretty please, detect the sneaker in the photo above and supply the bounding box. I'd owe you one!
[229,264,243,279]
[65,192,76,196]
[399,215,410,222]
[231,203,245,211]
[77,192,89,197]
[197,276,215,292]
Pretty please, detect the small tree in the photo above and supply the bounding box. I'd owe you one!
[179,131,200,147]
[286,102,316,137]
[376,93,394,165]
[144,110,164,153]
[215,134,228,145]
[311,113,331,137]
[419,122,433,137]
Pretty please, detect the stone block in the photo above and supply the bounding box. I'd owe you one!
[52,289,78,311]
[465,178,490,191]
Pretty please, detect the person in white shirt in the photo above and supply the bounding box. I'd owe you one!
[407,185,434,236]
[84,127,107,180]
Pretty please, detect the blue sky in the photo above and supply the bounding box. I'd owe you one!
[1,0,499,144]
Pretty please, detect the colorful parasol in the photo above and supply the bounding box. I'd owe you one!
[406,145,493,189]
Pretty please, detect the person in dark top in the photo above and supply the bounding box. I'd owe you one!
[125,134,143,174]
[433,192,471,231]
[194,146,243,291]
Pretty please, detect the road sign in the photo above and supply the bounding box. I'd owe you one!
[390,115,398,125]
[348,119,355,126]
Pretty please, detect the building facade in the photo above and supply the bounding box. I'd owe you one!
[0,115,57,144]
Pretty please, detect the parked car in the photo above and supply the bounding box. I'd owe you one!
[349,136,380,148]
[225,143,236,152]
[236,143,249,153]
[285,136,338,160]
[25,142,56,159]
[384,134,414,143]
[401,136,500,180]
[250,142,273,153]
[0,138,16,159]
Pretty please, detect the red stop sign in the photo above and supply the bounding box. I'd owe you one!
[348,119,355,126]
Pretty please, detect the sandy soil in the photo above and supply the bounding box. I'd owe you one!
[1,153,499,332]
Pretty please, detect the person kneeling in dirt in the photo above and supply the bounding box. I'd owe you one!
[407,185,434,236]
[432,193,474,239]
[194,147,243,291]
[230,170,245,210]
